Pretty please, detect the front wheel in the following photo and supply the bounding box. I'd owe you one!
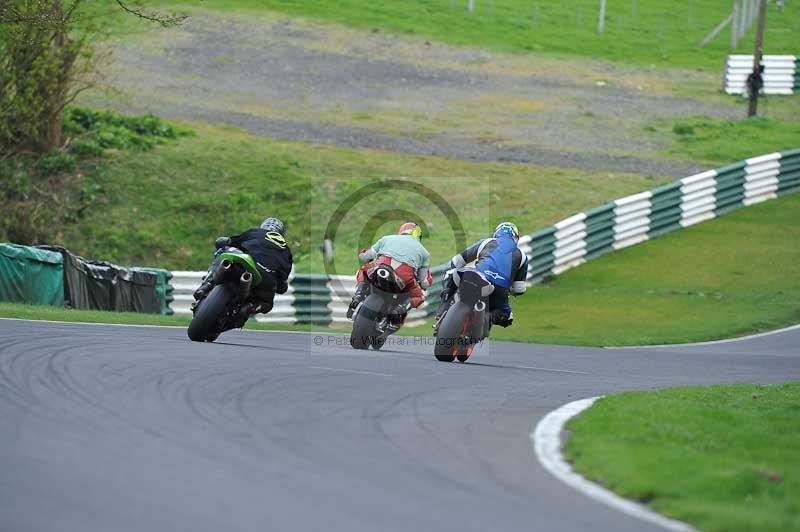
[188,284,234,342]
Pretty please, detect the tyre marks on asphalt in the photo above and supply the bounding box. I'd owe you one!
[10,320,795,531]
[308,366,396,377]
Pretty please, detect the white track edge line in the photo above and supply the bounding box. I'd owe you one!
[6,317,798,349]
[607,322,800,349]
[532,397,695,532]
[0,317,326,335]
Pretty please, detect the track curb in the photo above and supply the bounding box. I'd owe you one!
[607,322,800,349]
[532,397,695,532]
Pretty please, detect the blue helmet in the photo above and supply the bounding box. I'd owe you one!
[260,217,286,236]
[494,221,519,243]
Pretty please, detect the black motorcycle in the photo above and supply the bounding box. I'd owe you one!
[434,268,494,362]
[187,248,269,342]
[350,263,410,350]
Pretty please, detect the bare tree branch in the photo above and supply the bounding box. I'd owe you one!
[114,1,187,26]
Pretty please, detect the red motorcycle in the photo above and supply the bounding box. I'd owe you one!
[350,262,411,350]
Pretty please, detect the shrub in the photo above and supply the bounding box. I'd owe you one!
[36,152,78,176]
[1,108,190,245]
[64,107,189,152]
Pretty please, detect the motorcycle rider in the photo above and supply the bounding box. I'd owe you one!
[192,218,293,319]
[347,222,433,321]
[435,221,528,329]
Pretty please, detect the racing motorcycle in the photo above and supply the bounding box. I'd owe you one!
[350,262,411,350]
[187,248,268,342]
[433,268,494,362]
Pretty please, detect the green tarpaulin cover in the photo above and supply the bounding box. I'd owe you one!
[0,244,64,306]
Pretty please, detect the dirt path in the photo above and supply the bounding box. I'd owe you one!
[96,10,739,177]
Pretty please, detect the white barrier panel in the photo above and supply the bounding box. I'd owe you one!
[724,55,798,95]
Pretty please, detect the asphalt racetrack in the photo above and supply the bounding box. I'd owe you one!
[2,319,798,532]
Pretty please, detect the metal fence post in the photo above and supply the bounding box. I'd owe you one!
[731,0,740,48]
[739,0,749,39]
[598,0,607,33]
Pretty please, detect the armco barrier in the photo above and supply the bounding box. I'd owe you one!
[724,55,799,95]
[167,149,800,324]
[170,270,433,325]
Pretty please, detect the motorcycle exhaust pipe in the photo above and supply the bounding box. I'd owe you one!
[474,300,486,312]
[214,259,233,283]
[239,271,253,300]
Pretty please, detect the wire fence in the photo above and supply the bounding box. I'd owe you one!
[436,0,793,53]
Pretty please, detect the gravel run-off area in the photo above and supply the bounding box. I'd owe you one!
[93,10,746,177]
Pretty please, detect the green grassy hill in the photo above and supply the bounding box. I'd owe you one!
[49,1,794,272]
[56,118,661,272]
[52,110,798,273]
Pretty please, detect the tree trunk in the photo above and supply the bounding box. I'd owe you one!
[38,0,66,153]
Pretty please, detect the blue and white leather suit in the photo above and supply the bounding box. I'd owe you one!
[440,234,529,323]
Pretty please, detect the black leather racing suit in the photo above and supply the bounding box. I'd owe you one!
[200,228,293,314]
[225,228,293,297]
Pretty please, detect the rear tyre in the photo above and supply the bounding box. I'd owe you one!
[371,336,386,350]
[350,294,382,350]
[435,350,456,362]
[188,284,234,342]
[456,344,474,363]
[434,303,471,362]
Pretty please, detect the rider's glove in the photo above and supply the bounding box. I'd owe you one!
[492,310,514,328]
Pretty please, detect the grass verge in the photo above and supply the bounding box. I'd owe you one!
[564,383,800,532]
[661,116,800,166]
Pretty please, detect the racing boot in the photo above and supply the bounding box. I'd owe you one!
[387,300,411,330]
[191,272,215,311]
[256,299,274,315]
[231,302,254,329]
[346,282,369,319]
[432,286,455,333]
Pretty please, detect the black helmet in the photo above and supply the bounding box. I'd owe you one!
[260,218,286,236]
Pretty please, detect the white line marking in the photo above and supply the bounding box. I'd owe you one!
[0,317,329,335]
[608,322,800,349]
[8,317,798,351]
[502,364,591,375]
[308,366,395,377]
[0,317,188,329]
[532,397,695,532]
